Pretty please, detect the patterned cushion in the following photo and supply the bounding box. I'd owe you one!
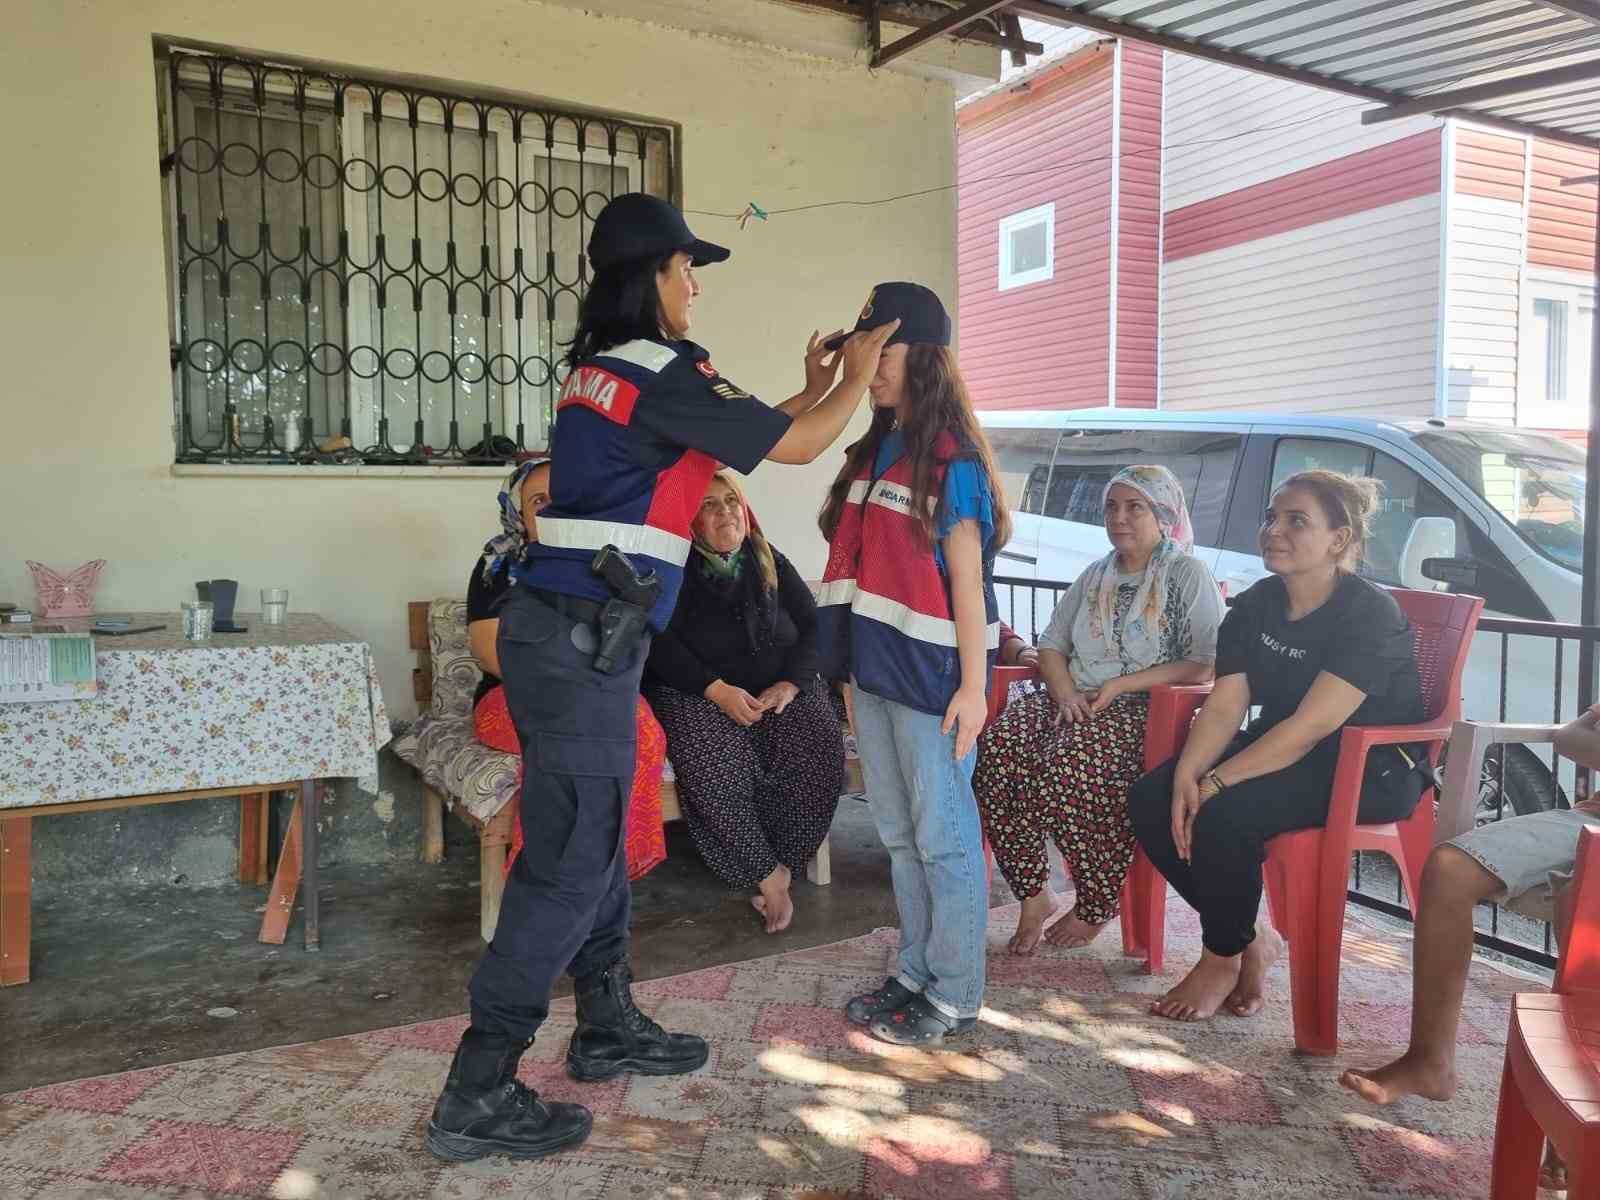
[392,712,519,825]
[427,598,482,720]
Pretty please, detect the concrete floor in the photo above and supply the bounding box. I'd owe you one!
[0,798,1016,1093]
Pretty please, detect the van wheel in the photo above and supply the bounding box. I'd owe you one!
[1474,743,1564,823]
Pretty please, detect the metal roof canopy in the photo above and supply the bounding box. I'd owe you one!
[977,1,1600,742]
[1009,0,1600,149]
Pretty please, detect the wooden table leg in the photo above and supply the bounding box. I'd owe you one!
[420,784,446,864]
[303,780,320,952]
[1,816,33,986]
[239,791,270,886]
[258,793,303,946]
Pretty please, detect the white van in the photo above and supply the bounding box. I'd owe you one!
[978,409,1589,819]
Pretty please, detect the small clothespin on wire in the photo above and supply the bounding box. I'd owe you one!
[738,201,768,231]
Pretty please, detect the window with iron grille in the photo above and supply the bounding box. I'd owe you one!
[157,46,676,466]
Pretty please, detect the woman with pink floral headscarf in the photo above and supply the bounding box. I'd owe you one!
[974,465,1223,954]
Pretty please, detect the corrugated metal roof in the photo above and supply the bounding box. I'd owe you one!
[1011,0,1600,147]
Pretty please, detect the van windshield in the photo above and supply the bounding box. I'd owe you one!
[1413,428,1587,573]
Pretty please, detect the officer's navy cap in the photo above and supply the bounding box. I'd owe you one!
[824,282,951,352]
[587,193,730,272]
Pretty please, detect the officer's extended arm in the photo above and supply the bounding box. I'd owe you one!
[767,320,899,465]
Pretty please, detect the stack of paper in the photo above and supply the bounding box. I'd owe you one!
[0,631,98,702]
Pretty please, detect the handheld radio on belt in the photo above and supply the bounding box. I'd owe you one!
[590,544,661,674]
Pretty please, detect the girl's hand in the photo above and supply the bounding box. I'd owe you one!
[803,330,845,400]
[706,679,767,727]
[756,680,800,715]
[942,685,988,760]
[1051,688,1095,725]
[1088,677,1125,715]
[1172,773,1203,861]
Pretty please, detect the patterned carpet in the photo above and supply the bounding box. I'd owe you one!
[0,899,1551,1199]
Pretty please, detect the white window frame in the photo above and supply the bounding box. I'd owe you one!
[997,202,1055,291]
[1518,265,1595,431]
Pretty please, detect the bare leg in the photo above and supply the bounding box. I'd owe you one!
[1151,948,1243,1022]
[1223,920,1283,1016]
[1340,846,1503,1104]
[750,864,794,934]
[1009,889,1059,955]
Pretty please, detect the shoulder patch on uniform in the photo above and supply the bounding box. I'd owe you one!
[600,339,678,374]
[695,360,717,379]
[558,365,639,424]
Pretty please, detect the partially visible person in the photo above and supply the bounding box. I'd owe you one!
[975,466,1220,956]
[818,282,1007,1047]
[467,458,667,882]
[645,470,845,933]
[1127,470,1427,1022]
[1340,704,1600,1115]
[997,622,1037,668]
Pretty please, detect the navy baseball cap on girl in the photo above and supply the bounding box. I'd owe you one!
[587,193,730,271]
[823,282,951,352]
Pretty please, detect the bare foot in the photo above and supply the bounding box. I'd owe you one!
[1223,922,1283,1017]
[1150,949,1243,1022]
[753,865,794,933]
[1009,891,1058,955]
[1338,1052,1458,1105]
[1041,908,1109,950]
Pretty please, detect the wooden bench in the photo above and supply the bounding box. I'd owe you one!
[401,600,858,941]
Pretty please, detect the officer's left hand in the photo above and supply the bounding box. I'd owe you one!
[942,685,988,761]
[757,681,800,715]
[803,330,846,399]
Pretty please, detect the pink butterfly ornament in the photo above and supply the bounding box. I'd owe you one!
[27,560,106,619]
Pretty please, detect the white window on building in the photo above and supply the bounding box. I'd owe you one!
[998,203,1055,291]
[1519,270,1595,430]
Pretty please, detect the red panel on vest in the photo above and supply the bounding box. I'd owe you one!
[557,366,639,424]
[645,448,719,540]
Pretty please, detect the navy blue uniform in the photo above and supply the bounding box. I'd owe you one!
[468,337,790,1040]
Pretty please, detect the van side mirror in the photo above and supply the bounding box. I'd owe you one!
[1421,557,1478,589]
[1399,517,1457,592]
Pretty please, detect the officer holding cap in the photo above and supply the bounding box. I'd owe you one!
[426,193,898,1164]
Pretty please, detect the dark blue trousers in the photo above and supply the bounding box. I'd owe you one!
[466,588,647,1040]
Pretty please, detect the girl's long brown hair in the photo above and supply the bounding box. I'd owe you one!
[818,345,1012,554]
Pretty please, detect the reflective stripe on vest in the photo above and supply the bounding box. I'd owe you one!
[536,515,692,566]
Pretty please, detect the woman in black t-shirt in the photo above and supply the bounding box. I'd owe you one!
[466,458,668,882]
[1127,470,1425,1023]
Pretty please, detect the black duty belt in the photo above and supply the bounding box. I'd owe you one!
[527,587,606,625]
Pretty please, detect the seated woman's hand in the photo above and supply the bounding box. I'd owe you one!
[756,681,800,715]
[1016,645,1040,667]
[706,679,767,727]
[1048,683,1095,725]
[1171,773,1203,861]
[1088,676,1126,715]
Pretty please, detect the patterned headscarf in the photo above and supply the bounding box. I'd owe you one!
[479,458,549,585]
[1077,464,1196,668]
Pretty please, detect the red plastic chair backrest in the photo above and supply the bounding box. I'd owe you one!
[1556,824,1600,996]
[1389,588,1485,726]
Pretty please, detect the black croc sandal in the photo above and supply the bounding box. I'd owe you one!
[868,995,977,1046]
[845,978,917,1026]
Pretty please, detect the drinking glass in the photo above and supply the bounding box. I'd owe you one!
[261,588,289,626]
[181,600,214,642]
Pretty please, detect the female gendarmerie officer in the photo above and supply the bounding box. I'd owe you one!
[427,192,898,1164]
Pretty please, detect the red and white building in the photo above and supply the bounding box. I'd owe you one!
[957,27,1599,440]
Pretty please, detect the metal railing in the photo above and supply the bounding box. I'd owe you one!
[993,574,1589,971]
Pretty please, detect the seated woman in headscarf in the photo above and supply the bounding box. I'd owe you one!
[973,465,1223,955]
[645,470,846,933]
[468,458,667,881]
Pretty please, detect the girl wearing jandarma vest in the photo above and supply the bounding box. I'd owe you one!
[816,283,1010,1046]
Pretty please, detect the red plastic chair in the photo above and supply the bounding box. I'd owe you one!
[980,664,1208,952]
[1490,824,1600,1198]
[1261,589,1483,1055]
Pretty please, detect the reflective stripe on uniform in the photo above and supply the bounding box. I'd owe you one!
[599,339,678,374]
[848,586,1000,650]
[536,515,691,565]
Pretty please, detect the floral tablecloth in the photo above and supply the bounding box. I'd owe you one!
[0,614,390,808]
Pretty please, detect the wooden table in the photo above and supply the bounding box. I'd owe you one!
[0,613,388,985]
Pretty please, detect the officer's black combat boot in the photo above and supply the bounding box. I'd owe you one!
[566,957,710,1081]
[425,1029,592,1162]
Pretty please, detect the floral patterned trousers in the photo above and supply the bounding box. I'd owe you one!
[972,690,1149,925]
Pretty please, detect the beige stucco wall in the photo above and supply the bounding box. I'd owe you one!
[1,0,960,723]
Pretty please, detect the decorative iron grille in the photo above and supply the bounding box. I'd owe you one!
[158,47,675,465]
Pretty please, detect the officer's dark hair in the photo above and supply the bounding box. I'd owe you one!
[564,251,678,367]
